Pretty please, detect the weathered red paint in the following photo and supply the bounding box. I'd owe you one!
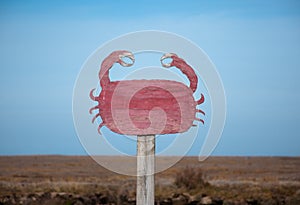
[90,50,205,135]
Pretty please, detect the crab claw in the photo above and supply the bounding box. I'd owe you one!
[160,53,177,68]
[118,52,135,67]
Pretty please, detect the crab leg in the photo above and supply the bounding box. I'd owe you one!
[196,109,205,115]
[196,94,205,105]
[92,113,100,123]
[89,105,100,114]
[97,122,104,135]
[89,88,98,101]
[195,117,204,124]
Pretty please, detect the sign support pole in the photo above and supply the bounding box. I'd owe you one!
[137,135,155,205]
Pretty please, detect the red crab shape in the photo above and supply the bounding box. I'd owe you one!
[90,50,205,135]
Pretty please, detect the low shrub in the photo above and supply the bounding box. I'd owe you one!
[174,166,209,190]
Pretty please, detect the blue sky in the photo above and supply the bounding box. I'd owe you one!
[0,0,299,156]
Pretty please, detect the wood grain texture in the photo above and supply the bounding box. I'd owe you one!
[96,80,197,135]
[137,135,155,205]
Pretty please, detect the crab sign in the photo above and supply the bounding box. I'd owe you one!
[89,50,205,135]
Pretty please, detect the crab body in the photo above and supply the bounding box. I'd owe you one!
[90,50,205,135]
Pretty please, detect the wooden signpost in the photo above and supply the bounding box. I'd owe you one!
[89,50,205,205]
[137,135,155,205]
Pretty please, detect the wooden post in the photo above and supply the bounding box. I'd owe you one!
[137,135,155,205]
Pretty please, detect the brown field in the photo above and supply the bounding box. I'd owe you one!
[0,156,299,204]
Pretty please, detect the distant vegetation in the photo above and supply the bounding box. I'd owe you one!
[175,166,209,190]
[0,156,300,204]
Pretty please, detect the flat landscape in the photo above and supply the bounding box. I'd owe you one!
[0,156,299,204]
